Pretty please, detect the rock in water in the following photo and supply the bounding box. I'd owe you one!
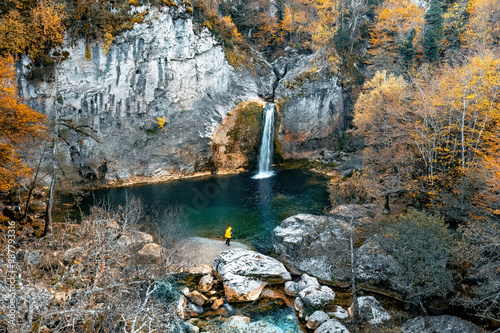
[402,315,483,333]
[198,274,214,293]
[214,249,291,302]
[187,290,208,307]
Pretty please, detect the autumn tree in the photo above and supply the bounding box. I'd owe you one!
[461,0,500,50]
[352,70,412,204]
[0,10,28,57]
[28,1,65,63]
[368,0,425,74]
[354,50,500,222]
[279,0,317,49]
[0,56,46,192]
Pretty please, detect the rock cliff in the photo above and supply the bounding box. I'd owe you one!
[18,5,344,185]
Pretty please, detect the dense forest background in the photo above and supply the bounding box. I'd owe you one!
[0,0,499,327]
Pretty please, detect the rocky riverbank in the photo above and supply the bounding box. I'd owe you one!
[1,205,488,332]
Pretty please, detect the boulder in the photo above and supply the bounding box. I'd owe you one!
[116,230,153,250]
[298,285,336,313]
[211,298,224,310]
[137,243,163,264]
[198,274,214,293]
[402,315,483,333]
[273,214,351,283]
[314,319,349,333]
[284,274,320,296]
[187,265,213,276]
[306,311,330,330]
[214,249,291,302]
[187,290,208,307]
[273,210,408,296]
[355,238,406,295]
[349,296,390,325]
[328,305,349,320]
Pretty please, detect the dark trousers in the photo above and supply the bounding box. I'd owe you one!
[225,238,231,246]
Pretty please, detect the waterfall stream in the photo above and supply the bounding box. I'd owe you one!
[253,103,275,179]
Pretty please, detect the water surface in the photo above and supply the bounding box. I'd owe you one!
[79,169,330,253]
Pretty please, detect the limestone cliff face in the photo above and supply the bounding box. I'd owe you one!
[19,6,267,184]
[274,50,344,160]
[18,6,344,185]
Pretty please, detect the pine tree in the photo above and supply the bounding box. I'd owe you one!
[399,28,416,69]
[423,0,443,63]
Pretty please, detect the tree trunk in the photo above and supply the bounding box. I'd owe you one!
[384,193,390,213]
[44,141,57,236]
[24,149,46,220]
[43,171,56,236]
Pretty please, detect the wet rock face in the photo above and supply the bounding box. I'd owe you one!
[402,315,484,333]
[210,100,266,173]
[213,249,291,302]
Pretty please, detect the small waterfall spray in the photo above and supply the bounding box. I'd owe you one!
[253,103,275,179]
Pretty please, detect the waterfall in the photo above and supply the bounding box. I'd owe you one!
[253,103,275,179]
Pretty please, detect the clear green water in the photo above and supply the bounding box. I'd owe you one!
[79,169,330,254]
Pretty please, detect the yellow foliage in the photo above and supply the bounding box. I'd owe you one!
[155,116,166,129]
[28,1,66,61]
[462,0,500,49]
[368,0,425,70]
[103,27,114,55]
[85,44,91,61]
[0,10,28,57]
[163,0,178,7]
[0,56,47,191]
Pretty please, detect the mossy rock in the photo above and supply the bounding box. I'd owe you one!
[211,100,267,172]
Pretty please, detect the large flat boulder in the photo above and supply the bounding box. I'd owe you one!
[214,249,291,302]
[273,208,407,296]
[273,214,351,283]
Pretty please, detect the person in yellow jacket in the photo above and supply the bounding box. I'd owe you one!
[225,227,232,246]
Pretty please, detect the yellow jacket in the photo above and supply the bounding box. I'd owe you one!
[225,227,232,238]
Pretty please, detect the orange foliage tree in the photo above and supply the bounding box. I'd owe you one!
[354,51,500,221]
[368,0,425,74]
[0,56,46,192]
